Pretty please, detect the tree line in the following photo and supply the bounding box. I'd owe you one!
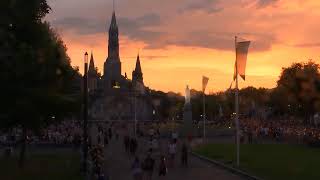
[151,61,320,125]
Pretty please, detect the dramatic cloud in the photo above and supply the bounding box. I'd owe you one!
[49,0,282,51]
[165,31,274,52]
[52,17,105,35]
[180,0,223,14]
[52,13,165,43]
[118,14,166,47]
[52,12,274,51]
[46,0,320,93]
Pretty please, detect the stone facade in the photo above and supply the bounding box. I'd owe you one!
[88,11,154,121]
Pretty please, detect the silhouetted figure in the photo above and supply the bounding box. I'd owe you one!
[97,134,101,145]
[248,129,253,144]
[158,155,167,176]
[108,128,112,139]
[131,157,142,180]
[104,132,109,145]
[115,130,119,140]
[143,152,155,180]
[130,138,138,156]
[168,140,176,167]
[124,135,130,153]
[181,142,188,167]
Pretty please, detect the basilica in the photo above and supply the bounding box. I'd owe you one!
[87,11,154,121]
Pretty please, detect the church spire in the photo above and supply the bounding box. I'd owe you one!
[89,51,95,72]
[103,2,121,84]
[110,11,118,30]
[109,0,117,31]
[107,9,120,61]
[132,53,143,84]
[135,53,142,74]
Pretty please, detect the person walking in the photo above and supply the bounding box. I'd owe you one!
[124,135,130,153]
[181,142,188,167]
[158,155,167,177]
[135,138,139,153]
[143,152,155,180]
[108,127,112,140]
[132,157,143,180]
[97,133,102,145]
[115,130,119,140]
[130,137,138,156]
[168,140,176,167]
[104,132,109,146]
[130,138,134,156]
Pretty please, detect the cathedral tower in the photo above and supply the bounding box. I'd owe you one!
[104,11,122,88]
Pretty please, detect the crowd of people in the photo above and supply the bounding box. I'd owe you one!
[126,127,189,180]
[239,118,320,146]
[0,120,83,146]
[90,124,119,180]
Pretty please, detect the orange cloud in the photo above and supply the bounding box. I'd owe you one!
[47,0,320,94]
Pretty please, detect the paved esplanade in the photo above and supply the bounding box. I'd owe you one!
[103,135,245,180]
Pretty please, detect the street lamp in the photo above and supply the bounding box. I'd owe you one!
[82,52,89,177]
[134,90,137,137]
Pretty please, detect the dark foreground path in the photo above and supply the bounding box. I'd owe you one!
[103,137,245,180]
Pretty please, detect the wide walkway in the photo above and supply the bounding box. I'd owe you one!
[103,136,245,180]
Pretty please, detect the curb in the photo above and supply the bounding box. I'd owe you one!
[191,152,263,180]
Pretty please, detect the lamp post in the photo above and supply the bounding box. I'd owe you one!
[82,52,89,176]
[134,90,137,137]
[203,92,206,142]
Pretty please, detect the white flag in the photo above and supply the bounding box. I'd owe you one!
[234,41,250,80]
[202,76,209,92]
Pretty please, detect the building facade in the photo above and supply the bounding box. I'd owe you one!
[88,10,154,121]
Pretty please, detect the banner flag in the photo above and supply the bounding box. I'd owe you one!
[202,76,209,92]
[234,41,250,80]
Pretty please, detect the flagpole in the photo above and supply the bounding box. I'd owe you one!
[235,36,240,167]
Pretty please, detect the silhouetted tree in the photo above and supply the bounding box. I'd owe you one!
[270,61,320,123]
[0,0,80,167]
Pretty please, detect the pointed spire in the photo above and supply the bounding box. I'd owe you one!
[110,11,117,29]
[110,0,117,29]
[135,53,142,74]
[132,52,144,85]
[89,51,95,72]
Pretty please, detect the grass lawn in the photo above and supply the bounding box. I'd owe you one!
[0,148,84,180]
[194,143,320,180]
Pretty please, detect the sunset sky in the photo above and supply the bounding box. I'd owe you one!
[46,0,320,94]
